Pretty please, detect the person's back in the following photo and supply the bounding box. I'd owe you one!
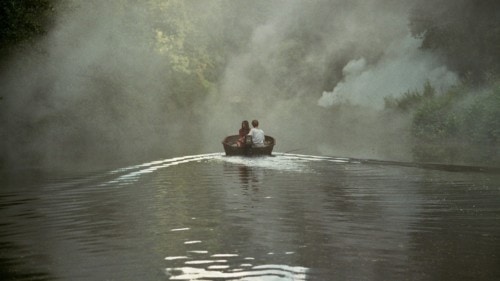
[248,119,265,147]
[237,120,250,147]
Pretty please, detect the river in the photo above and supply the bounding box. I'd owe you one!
[1,153,499,280]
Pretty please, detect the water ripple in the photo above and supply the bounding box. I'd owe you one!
[166,264,308,280]
[2,153,499,280]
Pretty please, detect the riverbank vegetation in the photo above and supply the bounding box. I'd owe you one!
[1,0,499,168]
[385,80,500,166]
[402,0,500,166]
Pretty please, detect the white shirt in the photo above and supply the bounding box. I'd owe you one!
[248,128,265,146]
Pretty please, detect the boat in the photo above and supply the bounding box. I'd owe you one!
[222,135,276,156]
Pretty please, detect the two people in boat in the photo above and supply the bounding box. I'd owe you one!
[237,119,265,147]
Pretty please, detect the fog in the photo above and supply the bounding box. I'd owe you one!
[0,0,459,171]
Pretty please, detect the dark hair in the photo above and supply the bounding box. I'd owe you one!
[242,120,249,129]
[251,120,259,127]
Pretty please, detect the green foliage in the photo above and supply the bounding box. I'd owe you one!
[462,87,500,144]
[148,0,272,107]
[410,79,500,165]
[412,97,459,141]
[0,0,56,53]
[409,0,500,82]
[384,81,435,111]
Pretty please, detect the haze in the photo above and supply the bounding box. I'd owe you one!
[0,0,462,171]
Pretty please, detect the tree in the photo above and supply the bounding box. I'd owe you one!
[409,0,500,82]
[0,0,57,56]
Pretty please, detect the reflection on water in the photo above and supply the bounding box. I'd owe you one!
[1,153,500,280]
[166,264,307,280]
[164,249,307,280]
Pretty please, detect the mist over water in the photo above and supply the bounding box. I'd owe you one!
[0,0,459,171]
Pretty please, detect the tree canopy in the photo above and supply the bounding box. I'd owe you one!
[409,0,500,82]
[1,0,499,167]
[0,0,57,55]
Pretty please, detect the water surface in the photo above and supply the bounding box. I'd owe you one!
[1,153,499,280]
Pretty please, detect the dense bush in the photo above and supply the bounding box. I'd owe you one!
[410,80,500,165]
[384,81,435,111]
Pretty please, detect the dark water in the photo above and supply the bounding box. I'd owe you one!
[1,153,500,280]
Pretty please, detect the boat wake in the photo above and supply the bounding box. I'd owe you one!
[102,153,224,186]
[100,152,499,187]
[102,152,355,186]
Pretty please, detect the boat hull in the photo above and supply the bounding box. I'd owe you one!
[222,135,275,156]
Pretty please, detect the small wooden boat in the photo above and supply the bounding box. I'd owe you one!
[222,135,276,156]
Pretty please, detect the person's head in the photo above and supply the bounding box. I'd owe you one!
[251,120,259,128]
[242,120,249,129]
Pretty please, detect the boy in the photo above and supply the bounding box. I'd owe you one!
[248,119,265,147]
